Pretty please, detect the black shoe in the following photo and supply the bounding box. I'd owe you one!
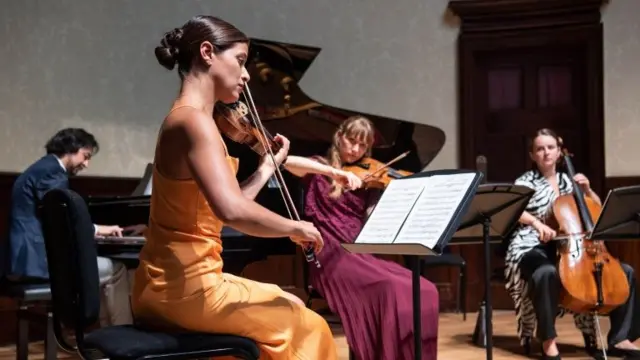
[606,345,640,359]
[540,345,561,360]
[523,336,531,355]
[540,353,561,360]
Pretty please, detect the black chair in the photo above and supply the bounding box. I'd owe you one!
[419,248,467,320]
[40,188,260,360]
[0,280,58,360]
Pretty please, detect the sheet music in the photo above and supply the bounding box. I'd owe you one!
[395,173,477,248]
[354,177,430,244]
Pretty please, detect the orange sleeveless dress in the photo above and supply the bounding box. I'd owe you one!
[130,137,337,360]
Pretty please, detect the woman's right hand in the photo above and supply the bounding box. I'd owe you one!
[290,221,324,253]
[532,220,557,242]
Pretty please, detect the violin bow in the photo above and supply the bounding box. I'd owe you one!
[239,86,322,269]
[361,151,411,181]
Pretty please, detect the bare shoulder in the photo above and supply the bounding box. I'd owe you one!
[160,107,222,149]
[164,107,212,134]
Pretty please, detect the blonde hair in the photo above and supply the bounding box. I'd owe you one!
[326,115,375,198]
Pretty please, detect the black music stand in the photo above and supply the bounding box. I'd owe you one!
[342,169,483,360]
[589,185,640,241]
[450,183,534,360]
[575,186,640,360]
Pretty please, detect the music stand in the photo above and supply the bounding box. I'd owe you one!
[590,185,640,240]
[449,183,534,360]
[342,169,484,360]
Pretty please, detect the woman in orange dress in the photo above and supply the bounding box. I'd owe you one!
[130,15,347,360]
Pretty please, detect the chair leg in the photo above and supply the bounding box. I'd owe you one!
[44,311,57,360]
[461,262,467,321]
[456,268,462,314]
[17,305,29,360]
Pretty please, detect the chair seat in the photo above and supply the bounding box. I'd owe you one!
[421,253,465,266]
[84,325,260,360]
[0,282,51,302]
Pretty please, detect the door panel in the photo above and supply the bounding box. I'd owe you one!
[473,47,588,183]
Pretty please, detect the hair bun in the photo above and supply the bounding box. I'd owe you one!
[155,27,184,70]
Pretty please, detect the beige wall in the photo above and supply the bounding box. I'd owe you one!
[0,0,636,177]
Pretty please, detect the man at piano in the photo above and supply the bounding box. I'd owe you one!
[3,127,134,326]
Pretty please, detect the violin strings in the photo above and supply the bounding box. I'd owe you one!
[241,86,321,268]
[362,151,410,180]
[240,90,296,221]
[241,87,302,223]
[240,90,290,207]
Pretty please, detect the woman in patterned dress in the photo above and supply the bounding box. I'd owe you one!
[504,128,640,359]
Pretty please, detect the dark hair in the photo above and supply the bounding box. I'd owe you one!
[155,15,249,78]
[45,128,99,157]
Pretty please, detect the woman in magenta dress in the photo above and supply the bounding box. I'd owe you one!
[286,115,440,360]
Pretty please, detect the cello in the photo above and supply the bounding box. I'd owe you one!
[546,143,630,316]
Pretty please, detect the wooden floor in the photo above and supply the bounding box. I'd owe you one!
[0,310,628,359]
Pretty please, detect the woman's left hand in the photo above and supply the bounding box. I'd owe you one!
[259,134,290,170]
[332,170,363,191]
[573,173,591,193]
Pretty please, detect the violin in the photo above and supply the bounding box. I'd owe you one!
[213,101,282,157]
[212,91,321,269]
[342,151,413,189]
[545,143,629,315]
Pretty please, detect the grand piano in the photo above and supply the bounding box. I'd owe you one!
[87,38,446,275]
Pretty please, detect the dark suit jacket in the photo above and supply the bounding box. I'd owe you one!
[2,154,68,280]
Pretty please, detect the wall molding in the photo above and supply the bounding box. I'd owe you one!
[448,0,608,33]
[604,176,640,190]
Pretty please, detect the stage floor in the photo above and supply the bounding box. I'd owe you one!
[0,310,625,359]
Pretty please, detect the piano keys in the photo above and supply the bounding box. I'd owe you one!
[86,37,447,275]
[95,227,296,274]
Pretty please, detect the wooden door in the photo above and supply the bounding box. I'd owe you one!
[446,0,605,312]
[475,47,590,183]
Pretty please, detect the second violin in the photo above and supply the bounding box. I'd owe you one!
[342,151,413,189]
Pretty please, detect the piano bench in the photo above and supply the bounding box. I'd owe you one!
[0,281,57,360]
[83,325,260,360]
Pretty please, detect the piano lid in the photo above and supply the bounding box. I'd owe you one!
[244,38,446,171]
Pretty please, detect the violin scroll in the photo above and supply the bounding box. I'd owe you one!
[213,101,282,157]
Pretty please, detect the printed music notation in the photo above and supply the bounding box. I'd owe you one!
[354,172,477,250]
[355,178,427,244]
[394,173,476,248]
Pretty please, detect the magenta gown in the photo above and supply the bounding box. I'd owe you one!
[302,172,440,360]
